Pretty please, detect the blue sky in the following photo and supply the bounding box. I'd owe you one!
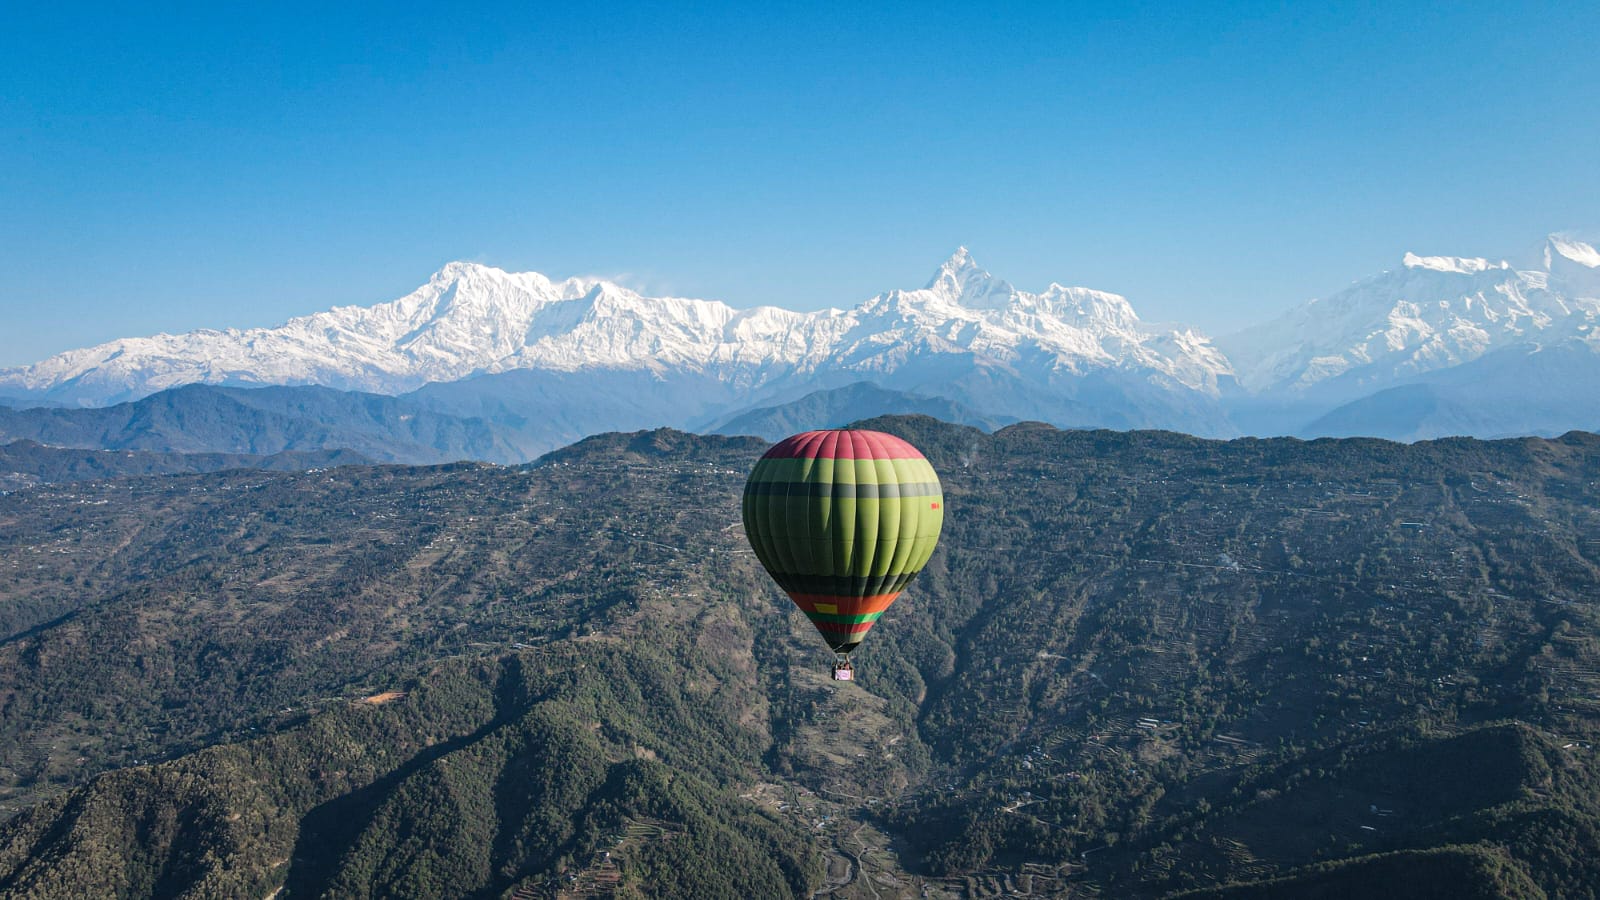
[3,1,1597,366]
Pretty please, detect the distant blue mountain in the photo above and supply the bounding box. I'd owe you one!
[1301,340,1600,441]
[0,384,517,464]
[709,382,1016,440]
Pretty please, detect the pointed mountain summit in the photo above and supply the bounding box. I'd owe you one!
[924,247,1017,309]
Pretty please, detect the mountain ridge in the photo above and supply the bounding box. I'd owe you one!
[1218,233,1600,400]
[0,250,1236,409]
[0,383,517,463]
[3,234,1598,446]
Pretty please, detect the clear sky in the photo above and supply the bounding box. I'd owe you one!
[3,1,1597,366]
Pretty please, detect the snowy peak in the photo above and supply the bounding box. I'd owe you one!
[1395,233,1600,281]
[1031,283,1141,332]
[924,247,1016,309]
[924,246,982,291]
[1545,234,1600,270]
[915,249,1145,334]
[1222,233,1600,396]
[1402,252,1508,274]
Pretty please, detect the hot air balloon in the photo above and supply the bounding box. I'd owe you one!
[742,429,944,680]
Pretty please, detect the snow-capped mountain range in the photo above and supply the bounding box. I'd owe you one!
[0,248,1230,406]
[2,234,1599,457]
[1221,235,1600,398]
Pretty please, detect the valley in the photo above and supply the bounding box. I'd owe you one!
[1,419,1598,896]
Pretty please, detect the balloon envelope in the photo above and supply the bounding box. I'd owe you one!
[742,429,944,653]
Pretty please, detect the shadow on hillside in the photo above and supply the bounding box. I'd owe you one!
[279,663,527,897]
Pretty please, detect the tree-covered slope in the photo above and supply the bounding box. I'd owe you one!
[1,420,1599,896]
[0,645,821,899]
[0,439,371,491]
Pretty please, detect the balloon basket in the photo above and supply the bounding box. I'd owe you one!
[832,658,854,681]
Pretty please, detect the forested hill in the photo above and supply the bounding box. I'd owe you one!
[0,420,1598,897]
[0,439,372,490]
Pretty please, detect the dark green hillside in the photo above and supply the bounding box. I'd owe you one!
[0,648,820,898]
[1175,845,1546,899]
[1,419,1599,896]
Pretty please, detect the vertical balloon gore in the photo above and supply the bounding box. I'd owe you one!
[741,429,944,654]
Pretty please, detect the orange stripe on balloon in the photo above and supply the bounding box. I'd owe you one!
[786,592,903,616]
[813,620,877,635]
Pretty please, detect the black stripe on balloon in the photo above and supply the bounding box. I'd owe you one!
[772,571,921,597]
[743,481,941,500]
